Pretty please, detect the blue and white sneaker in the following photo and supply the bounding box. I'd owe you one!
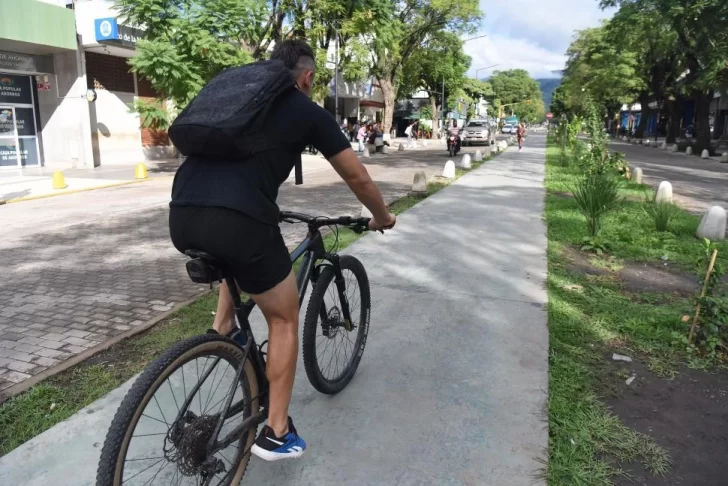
[251,417,306,461]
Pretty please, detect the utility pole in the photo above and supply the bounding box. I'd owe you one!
[334,31,339,124]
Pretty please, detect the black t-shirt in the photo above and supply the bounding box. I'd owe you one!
[170,89,351,225]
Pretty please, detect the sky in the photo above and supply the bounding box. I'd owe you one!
[463,0,616,79]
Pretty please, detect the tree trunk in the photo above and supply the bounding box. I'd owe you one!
[377,76,396,136]
[666,96,683,144]
[635,93,651,139]
[430,95,438,137]
[693,89,712,154]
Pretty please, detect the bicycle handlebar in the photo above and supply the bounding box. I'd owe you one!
[279,211,372,233]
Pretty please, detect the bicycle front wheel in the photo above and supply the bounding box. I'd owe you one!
[302,255,371,394]
[96,334,259,486]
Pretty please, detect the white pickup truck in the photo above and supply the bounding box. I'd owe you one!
[461,119,491,146]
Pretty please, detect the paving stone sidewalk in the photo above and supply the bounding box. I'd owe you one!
[0,142,488,398]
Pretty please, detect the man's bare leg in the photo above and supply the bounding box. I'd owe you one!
[250,271,299,437]
[212,281,235,335]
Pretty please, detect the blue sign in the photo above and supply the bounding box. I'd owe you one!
[95,18,119,42]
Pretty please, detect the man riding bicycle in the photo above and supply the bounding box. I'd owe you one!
[169,39,396,462]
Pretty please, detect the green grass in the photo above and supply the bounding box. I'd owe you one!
[545,138,728,484]
[0,148,497,457]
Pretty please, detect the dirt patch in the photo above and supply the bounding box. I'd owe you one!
[561,246,699,296]
[604,359,728,485]
[618,263,698,297]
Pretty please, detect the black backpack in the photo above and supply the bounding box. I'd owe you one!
[169,59,303,183]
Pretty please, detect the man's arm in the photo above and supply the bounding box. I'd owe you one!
[327,148,394,228]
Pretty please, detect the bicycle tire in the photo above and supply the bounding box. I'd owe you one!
[96,334,259,486]
[302,255,371,394]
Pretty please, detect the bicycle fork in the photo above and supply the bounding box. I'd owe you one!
[320,255,354,332]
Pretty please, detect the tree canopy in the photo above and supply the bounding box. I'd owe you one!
[488,69,545,123]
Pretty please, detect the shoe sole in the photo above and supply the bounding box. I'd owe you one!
[251,444,305,462]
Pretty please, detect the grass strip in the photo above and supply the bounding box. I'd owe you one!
[545,136,727,484]
[0,147,498,456]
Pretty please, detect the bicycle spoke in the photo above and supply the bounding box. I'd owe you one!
[142,458,169,486]
[141,413,168,427]
[202,360,222,415]
[123,457,166,482]
[166,378,180,415]
[152,396,169,427]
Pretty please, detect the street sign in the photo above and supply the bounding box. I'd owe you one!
[546,112,553,119]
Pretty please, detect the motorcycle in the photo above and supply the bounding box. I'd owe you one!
[446,134,461,157]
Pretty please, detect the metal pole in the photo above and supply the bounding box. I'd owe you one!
[334,30,339,124]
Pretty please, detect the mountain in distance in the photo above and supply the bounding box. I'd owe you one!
[536,78,561,111]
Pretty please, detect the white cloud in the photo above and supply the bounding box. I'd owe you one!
[463,0,616,79]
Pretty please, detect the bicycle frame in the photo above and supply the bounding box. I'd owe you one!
[208,219,356,453]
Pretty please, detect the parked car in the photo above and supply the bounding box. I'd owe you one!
[502,123,513,134]
[462,119,491,146]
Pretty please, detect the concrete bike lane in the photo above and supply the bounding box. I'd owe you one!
[0,135,549,485]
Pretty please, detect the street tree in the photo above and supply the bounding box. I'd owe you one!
[398,31,471,133]
[461,78,494,119]
[365,0,481,135]
[601,0,728,152]
[561,25,642,130]
[489,69,546,123]
[115,0,381,126]
[604,2,682,140]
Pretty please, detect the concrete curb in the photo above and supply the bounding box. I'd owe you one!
[0,175,174,205]
[0,289,213,404]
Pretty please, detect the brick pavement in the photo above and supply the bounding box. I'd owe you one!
[0,141,491,397]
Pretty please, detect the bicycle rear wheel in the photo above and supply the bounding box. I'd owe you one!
[96,334,259,486]
[302,255,371,394]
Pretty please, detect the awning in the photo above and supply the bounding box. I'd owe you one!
[360,100,384,109]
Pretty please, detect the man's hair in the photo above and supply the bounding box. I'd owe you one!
[271,39,316,78]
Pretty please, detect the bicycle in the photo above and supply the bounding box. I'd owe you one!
[97,211,374,485]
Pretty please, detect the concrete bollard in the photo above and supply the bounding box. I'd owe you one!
[633,167,643,184]
[656,181,673,203]
[721,153,728,163]
[474,149,483,162]
[686,146,693,155]
[701,149,710,159]
[382,145,389,154]
[423,140,429,147]
[411,171,427,195]
[52,171,67,189]
[671,144,679,152]
[134,163,148,179]
[443,160,456,179]
[461,154,472,169]
[661,141,667,150]
[398,143,405,151]
[696,206,726,241]
[362,147,370,158]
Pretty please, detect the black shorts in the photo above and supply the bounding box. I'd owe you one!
[169,206,292,294]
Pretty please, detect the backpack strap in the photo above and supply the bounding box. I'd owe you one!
[294,159,303,185]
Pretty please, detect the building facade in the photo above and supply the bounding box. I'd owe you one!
[0,0,171,171]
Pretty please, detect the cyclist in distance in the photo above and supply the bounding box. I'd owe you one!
[168,39,396,461]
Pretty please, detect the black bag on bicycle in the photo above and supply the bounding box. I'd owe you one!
[169,59,304,183]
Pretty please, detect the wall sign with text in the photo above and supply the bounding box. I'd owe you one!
[94,17,143,48]
[0,74,33,105]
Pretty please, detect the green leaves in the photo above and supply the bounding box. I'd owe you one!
[489,69,546,123]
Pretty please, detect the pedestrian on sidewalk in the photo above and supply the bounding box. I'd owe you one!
[168,39,396,463]
[405,121,415,146]
[517,122,526,151]
[356,122,367,153]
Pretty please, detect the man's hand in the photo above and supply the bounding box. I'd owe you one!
[369,212,396,231]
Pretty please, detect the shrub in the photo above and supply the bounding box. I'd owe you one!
[643,201,681,232]
[570,173,622,237]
